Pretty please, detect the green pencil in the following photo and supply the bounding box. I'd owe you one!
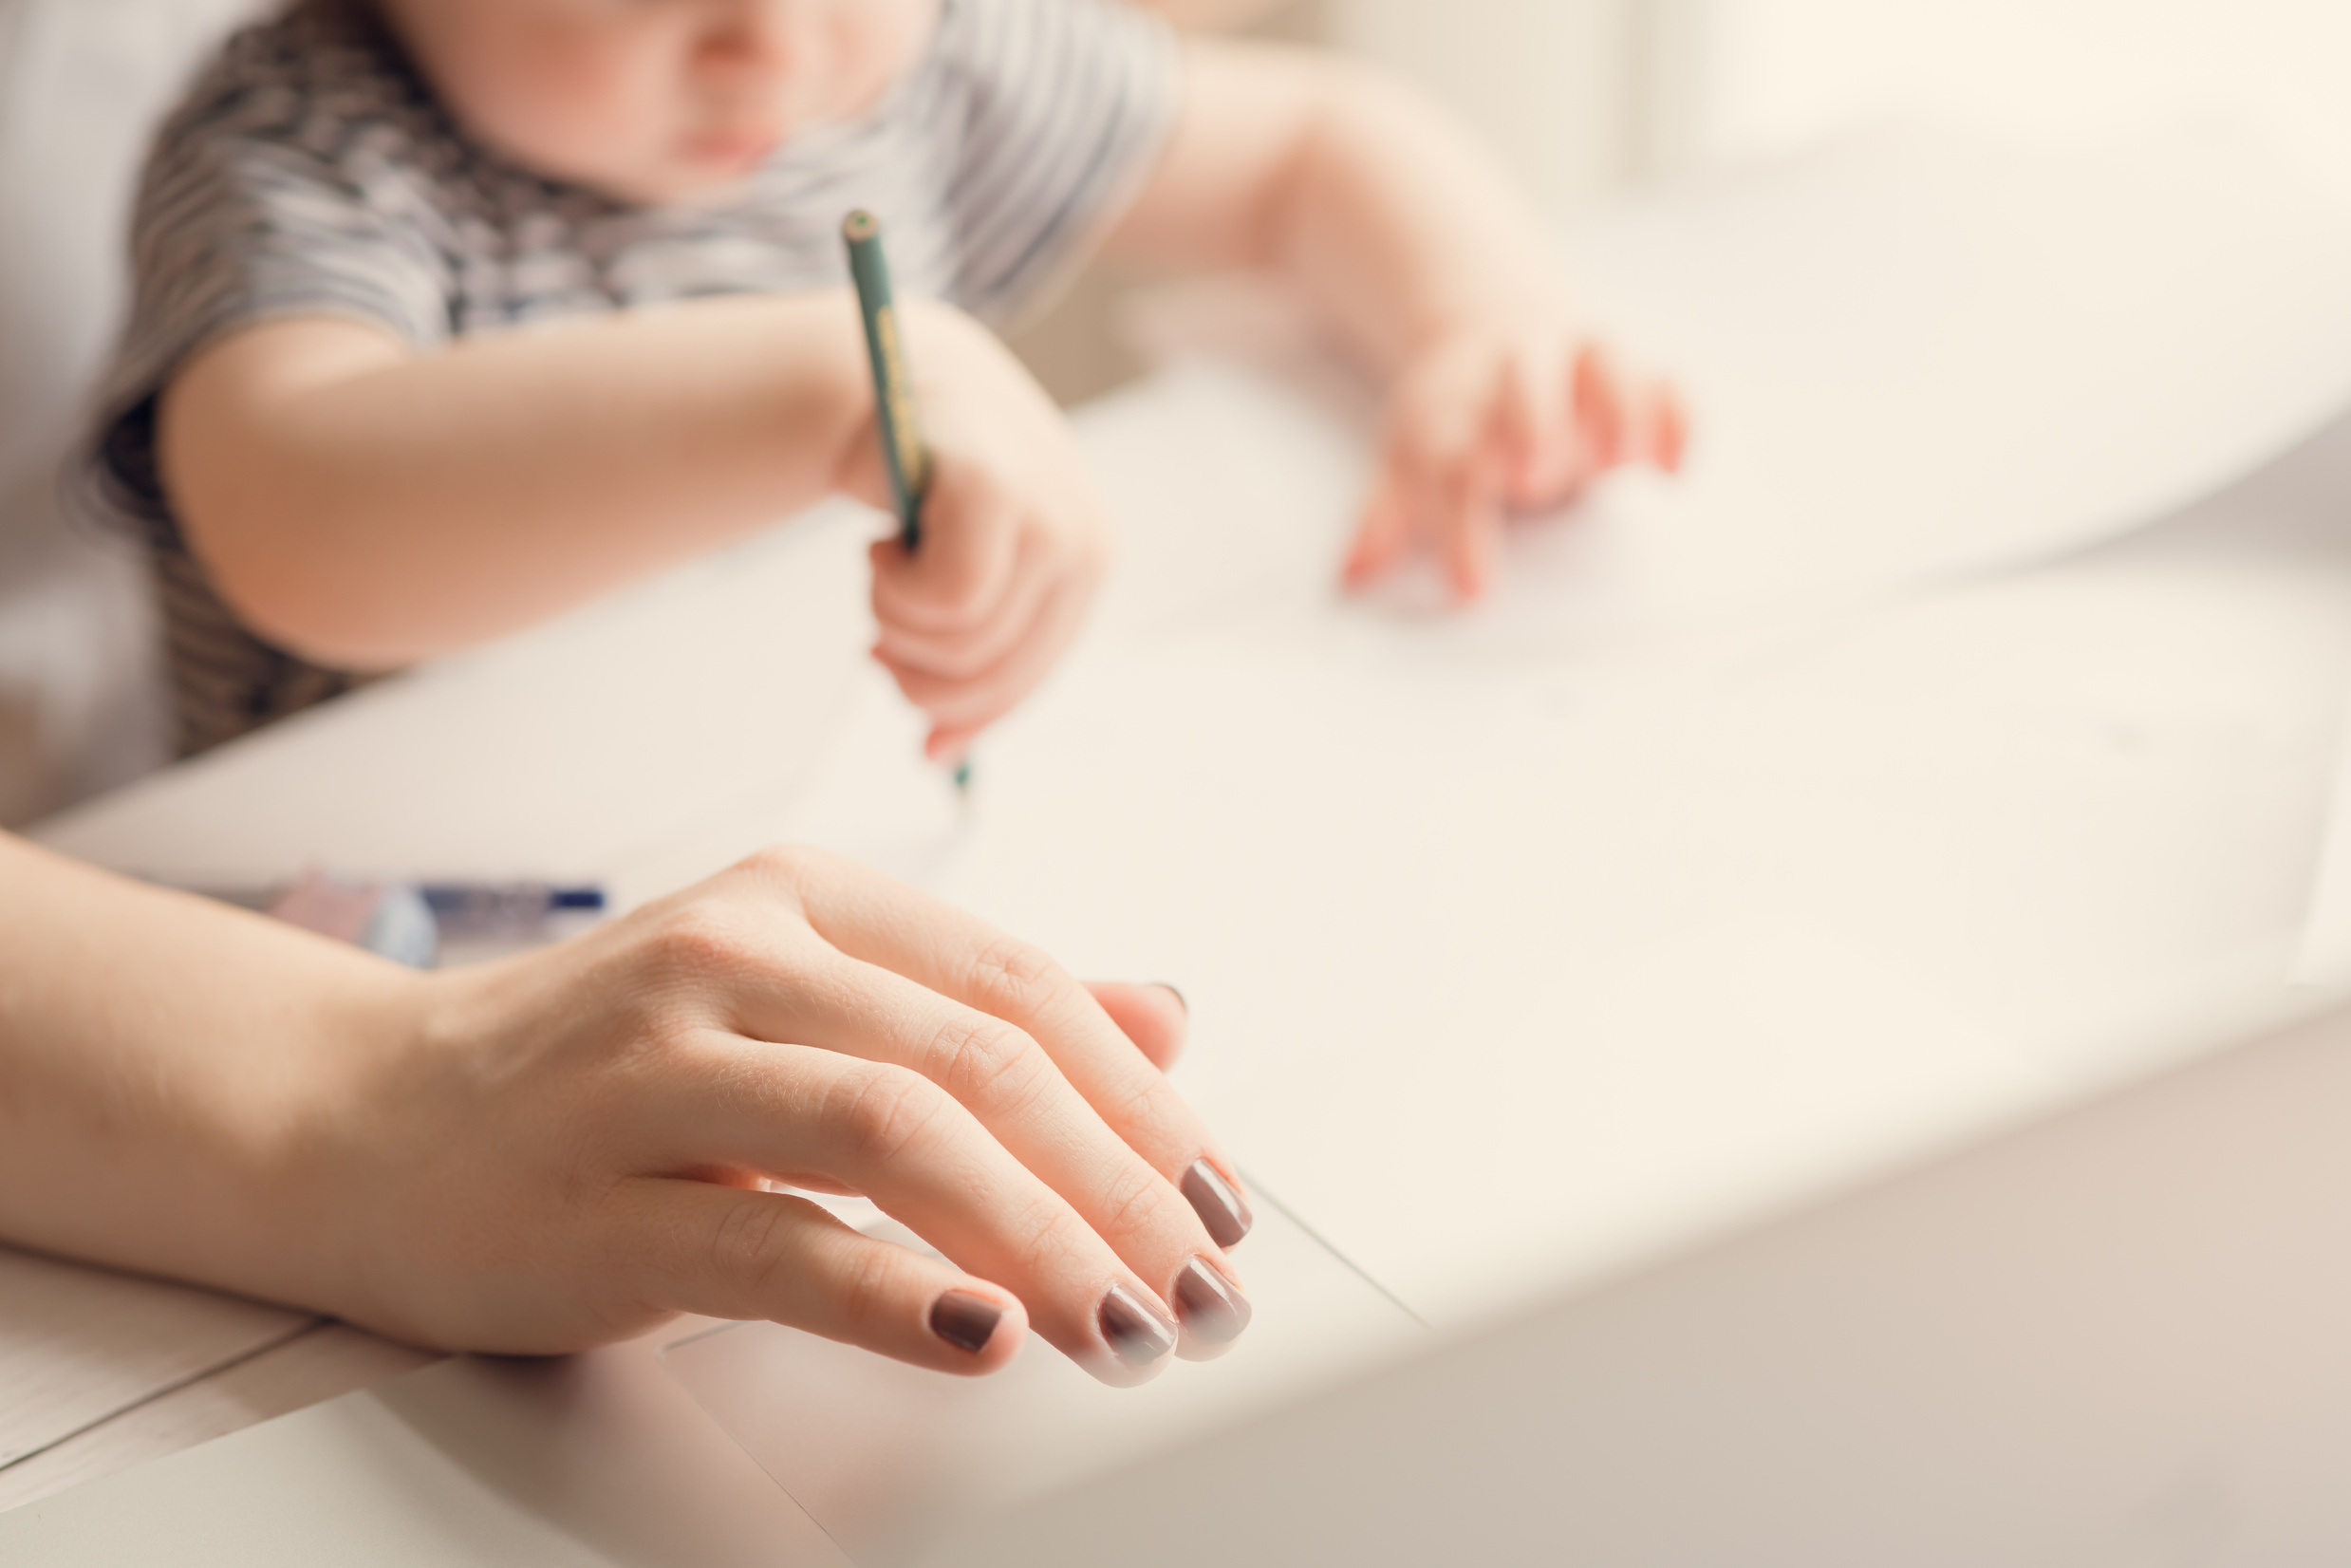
[843,210,971,793]
[842,209,929,551]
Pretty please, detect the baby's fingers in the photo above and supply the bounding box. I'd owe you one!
[1352,443,1503,602]
[1436,448,1505,603]
[876,573,1092,748]
[871,532,1054,683]
[1359,350,1513,601]
[1577,346,1689,476]
[1497,343,1586,505]
[619,1181,1028,1375]
[1573,343,1631,474]
[1344,472,1414,587]
[1642,380,1690,474]
[870,461,1020,637]
[780,859,1254,1260]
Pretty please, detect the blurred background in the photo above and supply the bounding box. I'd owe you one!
[9,0,2351,825]
[1016,0,2351,398]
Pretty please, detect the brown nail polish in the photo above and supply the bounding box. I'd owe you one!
[1181,1158,1254,1248]
[1171,1256,1252,1346]
[930,1291,1002,1355]
[1097,1283,1177,1370]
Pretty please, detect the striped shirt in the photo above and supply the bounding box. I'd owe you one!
[87,0,1181,756]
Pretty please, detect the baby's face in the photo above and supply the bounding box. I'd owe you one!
[377,0,938,203]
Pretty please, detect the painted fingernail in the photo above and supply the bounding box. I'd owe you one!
[1181,1158,1254,1248]
[1155,983,1188,1017]
[930,1291,1002,1355]
[1171,1256,1252,1346]
[1097,1283,1177,1370]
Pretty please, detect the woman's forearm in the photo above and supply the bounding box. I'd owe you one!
[0,833,419,1306]
[157,290,879,669]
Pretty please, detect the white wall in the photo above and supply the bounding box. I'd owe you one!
[1318,0,2351,201]
[1693,0,2351,190]
[1323,0,1670,206]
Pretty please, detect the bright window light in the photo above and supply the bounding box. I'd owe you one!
[1697,0,2351,192]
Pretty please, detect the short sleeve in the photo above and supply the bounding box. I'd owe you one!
[84,26,457,545]
[927,0,1184,324]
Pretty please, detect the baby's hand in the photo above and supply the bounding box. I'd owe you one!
[851,304,1111,763]
[1345,308,1687,602]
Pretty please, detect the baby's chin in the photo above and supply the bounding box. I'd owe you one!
[620,142,792,207]
[563,157,768,210]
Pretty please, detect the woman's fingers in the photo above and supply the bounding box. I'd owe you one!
[618,1179,1028,1375]
[656,1035,1236,1383]
[715,943,1249,1361]
[770,854,1254,1251]
[1086,981,1188,1073]
[809,875,1236,1185]
[637,849,1255,1373]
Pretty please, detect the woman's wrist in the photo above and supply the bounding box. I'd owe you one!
[170,952,447,1327]
[0,839,442,1317]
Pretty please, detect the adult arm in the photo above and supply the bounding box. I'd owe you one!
[0,832,1245,1381]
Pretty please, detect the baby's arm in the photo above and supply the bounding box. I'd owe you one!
[162,291,1104,752]
[1108,41,1685,599]
[161,296,865,668]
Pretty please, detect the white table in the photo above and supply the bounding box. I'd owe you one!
[9,128,2351,1543]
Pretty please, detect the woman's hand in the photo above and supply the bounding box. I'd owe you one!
[298,849,1251,1385]
[1345,308,1687,602]
[844,302,1113,765]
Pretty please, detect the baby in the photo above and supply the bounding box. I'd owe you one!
[91,0,1683,759]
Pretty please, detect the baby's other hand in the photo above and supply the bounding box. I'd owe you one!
[1344,309,1687,602]
[850,304,1111,763]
